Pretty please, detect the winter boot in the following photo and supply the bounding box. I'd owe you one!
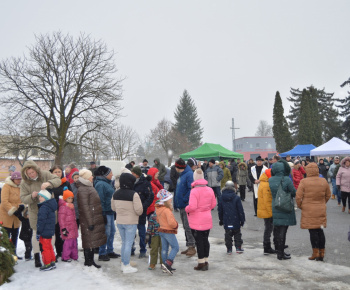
[181,248,189,255]
[342,206,345,212]
[34,253,42,268]
[331,194,335,199]
[264,247,277,255]
[204,258,209,270]
[161,259,174,275]
[308,248,320,260]
[194,259,206,270]
[186,246,197,257]
[318,248,325,261]
[277,245,291,260]
[91,249,101,268]
[84,249,92,266]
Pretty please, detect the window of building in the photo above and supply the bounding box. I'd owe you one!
[256,143,260,148]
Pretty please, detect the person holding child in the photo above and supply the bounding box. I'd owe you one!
[58,187,79,262]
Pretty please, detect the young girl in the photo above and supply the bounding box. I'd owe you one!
[146,201,162,270]
[155,189,179,275]
[58,187,79,262]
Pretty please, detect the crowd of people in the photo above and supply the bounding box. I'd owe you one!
[0,154,349,275]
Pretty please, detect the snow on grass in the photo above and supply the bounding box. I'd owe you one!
[2,225,350,290]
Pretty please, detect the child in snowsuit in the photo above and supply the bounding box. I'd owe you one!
[58,187,79,262]
[19,206,33,260]
[146,201,163,270]
[218,181,245,254]
[36,189,57,271]
[155,189,179,275]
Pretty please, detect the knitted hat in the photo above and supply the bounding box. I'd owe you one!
[38,190,51,201]
[209,159,216,164]
[193,168,204,181]
[132,166,142,177]
[187,157,198,168]
[9,165,16,172]
[256,156,263,161]
[95,165,112,177]
[79,169,92,180]
[72,171,79,178]
[265,169,272,179]
[175,158,186,169]
[11,171,22,180]
[157,189,173,204]
[63,186,74,201]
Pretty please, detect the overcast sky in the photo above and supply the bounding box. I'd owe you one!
[1,0,349,151]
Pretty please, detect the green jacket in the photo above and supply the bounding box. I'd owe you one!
[220,161,232,189]
[268,160,297,226]
[153,158,166,182]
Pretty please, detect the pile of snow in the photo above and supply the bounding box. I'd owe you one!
[3,225,350,290]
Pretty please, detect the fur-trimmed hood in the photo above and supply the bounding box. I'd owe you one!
[21,160,42,185]
[341,156,350,168]
[238,162,247,170]
[76,177,93,187]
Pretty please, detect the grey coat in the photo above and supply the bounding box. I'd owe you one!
[205,165,224,188]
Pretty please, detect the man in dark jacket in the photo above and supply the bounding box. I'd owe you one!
[228,159,238,187]
[140,159,150,175]
[170,164,180,211]
[218,181,245,254]
[125,161,135,170]
[153,158,167,186]
[94,166,120,261]
[174,158,196,257]
[131,166,154,258]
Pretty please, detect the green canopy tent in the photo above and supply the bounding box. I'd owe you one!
[179,143,244,161]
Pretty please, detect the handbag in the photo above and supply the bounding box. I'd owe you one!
[275,177,293,213]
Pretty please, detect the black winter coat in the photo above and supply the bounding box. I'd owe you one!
[218,189,245,230]
[19,218,33,242]
[133,175,154,224]
[37,198,57,238]
[52,181,72,204]
[170,165,179,192]
[228,162,238,183]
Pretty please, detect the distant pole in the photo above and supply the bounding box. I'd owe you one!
[230,118,240,152]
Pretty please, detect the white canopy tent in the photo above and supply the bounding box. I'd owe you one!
[310,137,350,156]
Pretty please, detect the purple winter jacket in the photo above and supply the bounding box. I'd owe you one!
[336,156,350,193]
[185,179,216,231]
[58,197,78,240]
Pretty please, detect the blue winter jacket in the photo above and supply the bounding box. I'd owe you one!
[37,198,57,239]
[218,189,245,230]
[94,176,115,215]
[175,165,194,209]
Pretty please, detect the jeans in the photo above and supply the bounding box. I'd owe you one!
[4,226,19,252]
[179,208,195,247]
[341,191,350,209]
[99,214,116,256]
[117,224,137,266]
[331,178,341,203]
[191,229,210,259]
[138,224,147,254]
[159,232,179,262]
[252,189,258,215]
[211,186,221,204]
[309,228,325,249]
[225,229,243,251]
[263,218,276,248]
[274,225,288,255]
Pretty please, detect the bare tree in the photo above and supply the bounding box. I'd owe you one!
[255,120,273,136]
[104,124,139,160]
[0,32,123,164]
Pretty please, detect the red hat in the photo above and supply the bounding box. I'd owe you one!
[63,186,74,201]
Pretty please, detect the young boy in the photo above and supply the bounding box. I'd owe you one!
[36,189,58,271]
[146,201,162,270]
[218,181,245,254]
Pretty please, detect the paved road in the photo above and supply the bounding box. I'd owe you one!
[174,187,350,268]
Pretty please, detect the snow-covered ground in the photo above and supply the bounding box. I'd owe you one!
[3,224,350,290]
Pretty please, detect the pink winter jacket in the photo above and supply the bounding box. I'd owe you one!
[58,197,78,240]
[185,179,216,231]
[336,157,350,193]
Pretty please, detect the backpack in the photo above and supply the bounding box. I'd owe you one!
[275,177,293,213]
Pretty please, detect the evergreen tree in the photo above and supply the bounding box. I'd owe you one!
[272,91,294,152]
[0,223,15,285]
[337,78,350,142]
[287,85,340,142]
[298,89,323,146]
[174,90,203,149]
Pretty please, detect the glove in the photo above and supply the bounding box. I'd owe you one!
[103,215,107,225]
[145,233,150,244]
[241,222,244,228]
[62,228,69,237]
[88,225,95,231]
[18,204,25,212]
[219,221,223,226]
[146,175,152,182]
[36,234,40,241]
[337,185,340,191]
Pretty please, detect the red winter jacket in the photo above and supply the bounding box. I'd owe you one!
[66,168,79,184]
[146,168,163,215]
[292,166,306,189]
